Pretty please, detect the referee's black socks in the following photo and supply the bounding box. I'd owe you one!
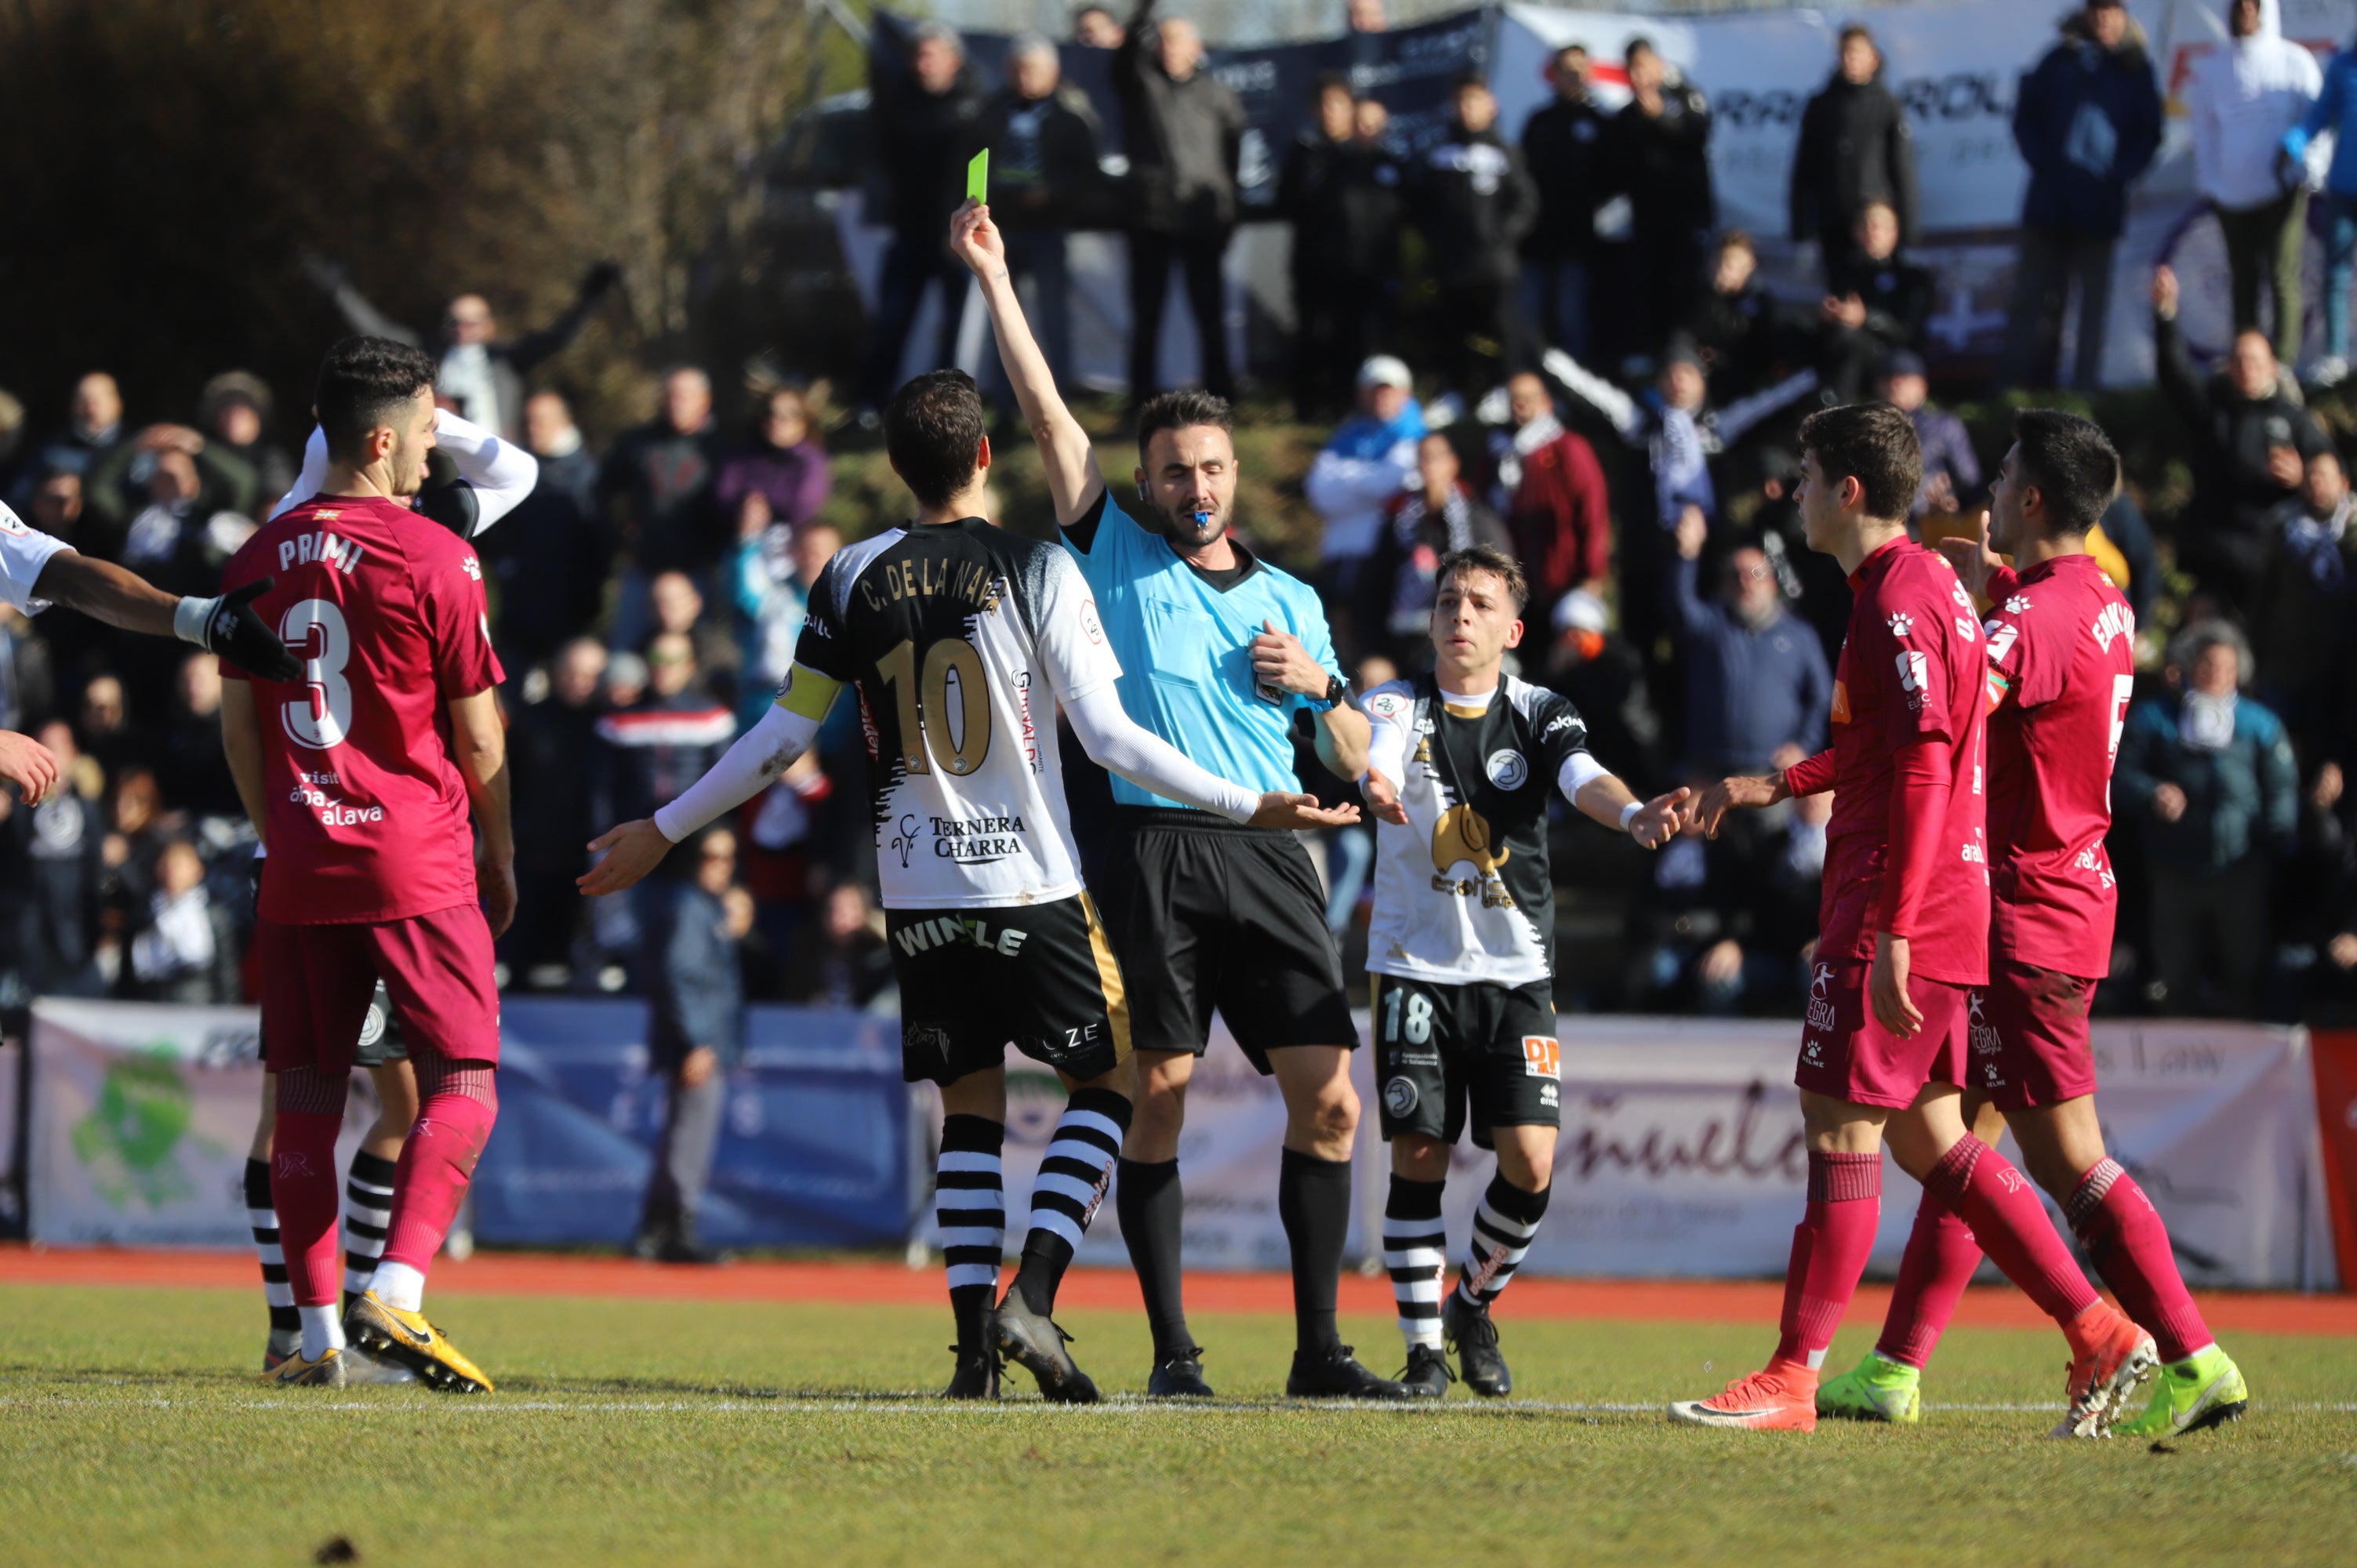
[1278,1147,1353,1356]
[1009,1087,1131,1317]
[1117,1156,1193,1359]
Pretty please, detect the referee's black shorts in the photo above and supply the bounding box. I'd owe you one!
[1095,807,1358,1070]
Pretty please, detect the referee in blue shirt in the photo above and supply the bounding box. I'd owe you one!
[955,200,1407,1399]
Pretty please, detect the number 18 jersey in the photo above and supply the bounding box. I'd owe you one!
[792,517,1121,911]
[220,495,504,925]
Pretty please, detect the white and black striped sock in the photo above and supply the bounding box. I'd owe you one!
[1010,1087,1131,1315]
[937,1115,1006,1354]
[342,1149,398,1311]
[1455,1174,1550,1313]
[1384,1174,1447,1352]
[245,1157,299,1353]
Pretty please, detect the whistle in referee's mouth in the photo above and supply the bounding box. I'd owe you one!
[1192,509,1212,530]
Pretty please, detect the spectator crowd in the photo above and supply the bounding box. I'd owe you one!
[9,0,2357,1031]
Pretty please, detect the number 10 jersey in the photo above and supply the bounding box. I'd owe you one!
[793,516,1121,911]
[220,494,505,925]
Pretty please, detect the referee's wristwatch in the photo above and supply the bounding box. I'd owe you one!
[1308,674,1353,713]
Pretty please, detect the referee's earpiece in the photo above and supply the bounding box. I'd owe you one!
[1136,481,1151,509]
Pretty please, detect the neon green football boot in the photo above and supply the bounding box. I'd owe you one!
[1815,1350,1923,1425]
[2115,1345,2248,1438]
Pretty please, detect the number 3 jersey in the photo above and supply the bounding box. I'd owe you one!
[1362,674,1593,988]
[793,517,1120,911]
[220,495,504,925]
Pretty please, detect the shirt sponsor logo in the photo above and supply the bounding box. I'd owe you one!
[1830,679,1850,725]
[1896,649,1930,710]
[1521,1036,1560,1079]
[1806,961,1838,1033]
[1540,710,1579,740]
[904,1023,953,1059]
[1430,804,1516,908]
[1967,992,2000,1057]
[1985,623,2017,664]
[893,915,1030,957]
[1485,750,1528,789]
[929,813,1028,864]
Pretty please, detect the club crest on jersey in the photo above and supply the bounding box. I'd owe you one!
[1383,1077,1419,1118]
[1485,750,1528,789]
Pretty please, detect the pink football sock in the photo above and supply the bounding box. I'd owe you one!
[1923,1136,2097,1327]
[270,1071,348,1310]
[380,1060,499,1278]
[2066,1158,2212,1363]
[1874,1192,1982,1370]
[1773,1150,1882,1370]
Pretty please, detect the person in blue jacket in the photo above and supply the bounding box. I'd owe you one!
[2286,33,2357,383]
[2002,0,2163,390]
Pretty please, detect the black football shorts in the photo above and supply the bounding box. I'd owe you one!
[1369,974,1559,1149]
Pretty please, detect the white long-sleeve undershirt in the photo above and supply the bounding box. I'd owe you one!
[270,410,537,532]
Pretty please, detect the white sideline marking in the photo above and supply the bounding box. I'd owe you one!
[5,1395,2352,1416]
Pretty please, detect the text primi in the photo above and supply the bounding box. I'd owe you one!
[278,529,368,575]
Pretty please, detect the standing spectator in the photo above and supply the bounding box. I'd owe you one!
[2187,0,2322,367]
[305,260,621,443]
[647,571,737,695]
[594,632,739,830]
[2152,263,2327,608]
[484,391,610,676]
[1876,351,1981,520]
[85,423,258,552]
[630,826,750,1265]
[0,602,53,738]
[1488,369,1612,624]
[2116,621,2299,1014]
[122,837,237,1004]
[2253,448,2357,747]
[599,367,725,648]
[197,372,300,507]
[1347,0,1388,30]
[1686,230,1794,400]
[1304,355,1425,610]
[0,719,106,999]
[2286,27,2357,383]
[1412,73,1539,395]
[1281,74,1404,419]
[1520,45,1614,360]
[155,653,241,822]
[1613,40,1716,359]
[1114,1,1247,403]
[1817,200,1932,400]
[726,495,838,733]
[509,639,608,987]
[976,36,1103,412]
[1073,5,1124,49]
[1542,589,1664,792]
[11,374,122,507]
[1359,431,1513,670]
[857,20,986,419]
[1790,24,1917,279]
[1664,506,1832,779]
[714,386,830,538]
[2004,0,2163,390]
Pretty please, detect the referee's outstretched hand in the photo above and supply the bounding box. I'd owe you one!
[579,818,673,898]
[1249,791,1360,830]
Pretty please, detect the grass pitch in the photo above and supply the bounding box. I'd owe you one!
[2,1282,2352,1567]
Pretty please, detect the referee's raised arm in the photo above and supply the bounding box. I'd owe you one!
[952,198,1105,528]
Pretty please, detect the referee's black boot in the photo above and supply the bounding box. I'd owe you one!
[994,1290,1102,1404]
[1285,1344,1412,1400]
[1399,1344,1455,1399]
[1146,1344,1214,1399]
[943,1317,1001,1400]
[1443,1290,1511,1398]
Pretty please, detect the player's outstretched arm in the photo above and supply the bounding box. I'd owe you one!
[1063,682,1360,830]
[33,554,303,682]
[1565,761,1690,851]
[449,687,518,938]
[951,199,1105,526]
[0,728,61,805]
[579,672,841,898]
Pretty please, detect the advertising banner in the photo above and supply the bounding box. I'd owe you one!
[919,1014,2331,1288]
[2308,1029,2357,1287]
[28,999,912,1252]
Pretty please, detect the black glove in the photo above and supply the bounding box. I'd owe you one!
[200,579,304,683]
[583,260,623,296]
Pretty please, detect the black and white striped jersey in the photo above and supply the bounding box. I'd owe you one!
[792,517,1120,910]
[1362,674,1592,987]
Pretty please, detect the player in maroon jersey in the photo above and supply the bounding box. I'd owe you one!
[218,337,512,1392]
[1812,410,2248,1436]
[1669,403,2155,1435]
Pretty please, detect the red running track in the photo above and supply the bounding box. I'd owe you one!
[3,1244,2352,1336]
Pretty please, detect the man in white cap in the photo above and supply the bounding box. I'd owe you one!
[1305,355,1425,651]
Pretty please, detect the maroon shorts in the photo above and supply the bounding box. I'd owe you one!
[1795,956,1971,1109]
[1967,959,2098,1111]
[257,904,500,1074]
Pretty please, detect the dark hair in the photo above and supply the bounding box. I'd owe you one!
[1436,544,1528,612]
[1311,70,1351,104]
[314,336,437,462]
[1134,387,1233,462]
[883,369,986,509]
[2011,408,2120,536]
[1625,36,1656,64]
[1839,23,1876,47]
[1555,42,1589,61]
[1797,402,1921,522]
[1451,70,1490,95]
[1716,227,1756,257]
